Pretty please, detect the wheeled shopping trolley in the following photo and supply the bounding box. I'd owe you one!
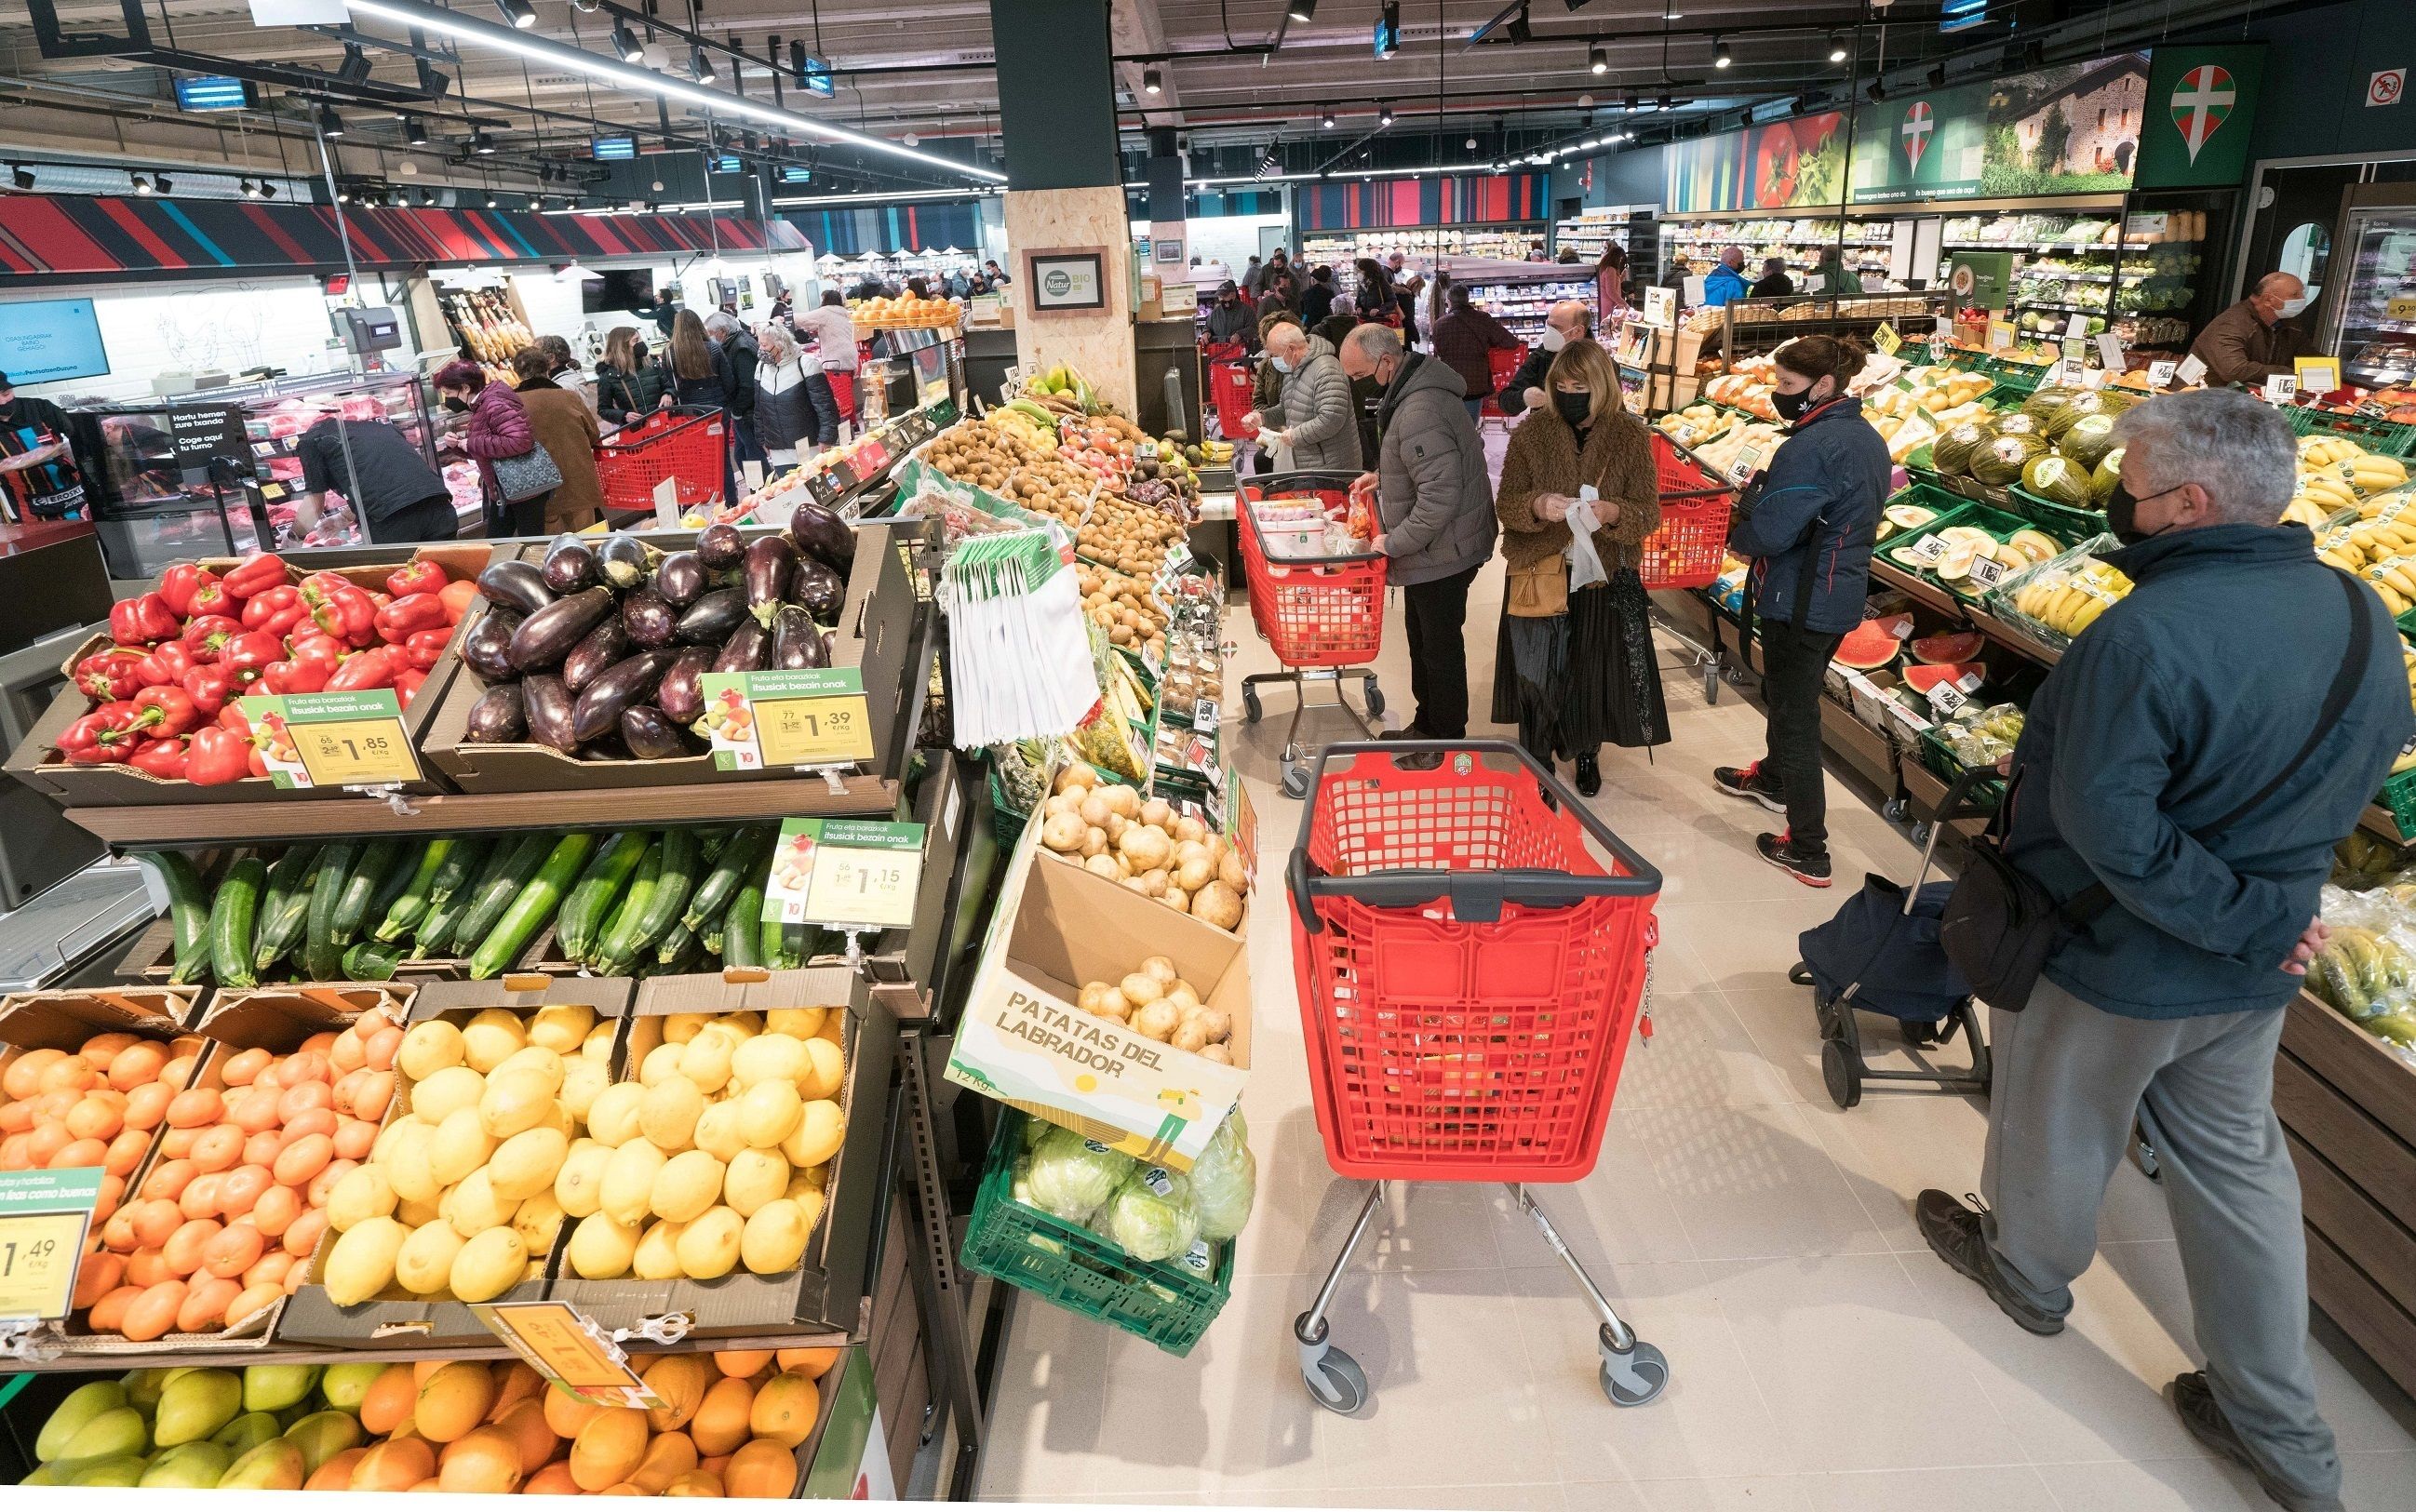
[1285,742,1670,1413]
[1642,432,1739,703]
[595,405,728,515]
[1237,473,1389,797]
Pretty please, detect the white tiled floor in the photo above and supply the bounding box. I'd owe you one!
[976,485,2416,1509]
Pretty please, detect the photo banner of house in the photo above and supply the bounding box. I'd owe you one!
[2133,45,2266,190]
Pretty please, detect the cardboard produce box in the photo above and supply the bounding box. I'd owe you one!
[275,976,633,1350]
[544,966,894,1342]
[945,823,1250,1172]
[418,522,927,793]
[3,542,495,808]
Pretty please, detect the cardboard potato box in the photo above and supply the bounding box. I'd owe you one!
[945,823,1250,1172]
[544,966,893,1342]
[275,976,633,1350]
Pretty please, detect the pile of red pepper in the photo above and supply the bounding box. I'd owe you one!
[60,553,476,785]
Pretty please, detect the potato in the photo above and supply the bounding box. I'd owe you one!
[1193,879,1244,932]
[1166,979,1201,1012]
[1201,1044,1233,1065]
[1053,766,1093,796]
[1172,1020,1210,1054]
[1140,956,1179,985]
[1079,792,1113,827]
[1133,1001,1181,1041]
[1040,812,1086,853]
[1141,868,1170,899]
[1119,973,1164,1010]
[1221,850,1249,895]
[1194,1008,1232,1044]
[1119,824,1173,872]
[1175,852,1215,893]
[1140,798,1173,830]
[1164,886,1190,913]
[1076,983,1116,1017]
[1080,826,1107,858]
[1082,853,1121,881]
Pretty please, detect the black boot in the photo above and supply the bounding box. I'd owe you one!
[1574,753,1601,797]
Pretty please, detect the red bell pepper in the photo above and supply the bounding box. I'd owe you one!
[221,553,288,601]
[109,592,180,648]
[239,584,305,637]
[325,646,397,693]
[74,648,151,702]
[386,560,450,598]
[127,738,190,782]
[187,577,234,621]
[299,569,355,603]
[130,685,200,740]
[185,726,252,787]
[260,661,326,696]
[180,614,242,663]
[57,702,139,764]
[375,592,451,646]
[181,665,237,718]
[157,564,221,620]
[218,630,282,686]
[400,626,453,672]
[289,633,347,677]
[304,585,377,646]
[395,668,428,708]
[218,702,253,736]
[132,641,196,690]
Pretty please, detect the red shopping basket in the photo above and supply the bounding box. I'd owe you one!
[1637,432,1735,591]
[1211,358,1258,440]
[597,406,726,514]
[1479,344,1528,424]
[1237,479,1386,667]
[1289,742,1662,1182]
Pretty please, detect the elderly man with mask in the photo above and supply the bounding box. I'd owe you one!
[1240,318,1360,474]
[1506,300,1594,414]
[2189,272,2312,388]
[1703,246,1751,307]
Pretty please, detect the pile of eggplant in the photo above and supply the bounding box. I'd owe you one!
[458,504,858,761]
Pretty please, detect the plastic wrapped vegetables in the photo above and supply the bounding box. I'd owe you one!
[1094,1167,1201,1264]
[1021,1125,1137,1221]
[1188,1111,1257,1242]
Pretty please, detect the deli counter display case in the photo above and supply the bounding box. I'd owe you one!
[2319,186,2416,392]
[64,370,440,579]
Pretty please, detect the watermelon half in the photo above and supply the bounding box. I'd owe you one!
[1910,631,1984,664]
[1902,662,1982,695]
[1834,619,1905,670]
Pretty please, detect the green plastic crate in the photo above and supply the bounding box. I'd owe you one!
[2382,767,2416,838]
[2007,484,2108,544]
[1878,498,2028,599]
[2284,406,2416,460]
[1915,725,2006,805]
[960,1112,1233,1358]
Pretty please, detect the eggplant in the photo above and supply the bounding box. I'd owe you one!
[507,586,615,672]
[712,619,771,675]
[654,645,717,726]
[743,534,799,625]
[770,604,828,669]
[676,587,748,645]
[653,550,708,607]
[561,614,631,695]
[620,588,678,649]
[696,522,746,571]
[462,683,527,744]
[823,629,838,664]
[596,530,658,590]
[460,607,522,683]
[791,557,845,621]
[620,705,691,760]
[477,560,554,617]
[541,532,599,594]
[582,732,633,762]
[788,502,857,575]
[522,674,578,754]
[570,651,675,745]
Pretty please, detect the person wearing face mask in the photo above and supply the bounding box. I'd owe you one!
[593,327,667,431]
[1510,301,1594,415]
[1429,284,1523,424]
[2188,272,2313,389]
[1241,319,1361,475]
[1712,335,1888,886]
[1491,339,1668,794]
[1914,391,2410,1512]
[1204,281,1258,353]
[508,345,605,534]
[433,359,551,537]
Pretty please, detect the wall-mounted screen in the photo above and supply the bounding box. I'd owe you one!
[0,299,111,385]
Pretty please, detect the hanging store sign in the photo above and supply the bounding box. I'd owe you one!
[2135,46,2266,189]
[1848,85,1992,204]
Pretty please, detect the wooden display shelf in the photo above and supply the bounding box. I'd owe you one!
[1869,559,1975,621]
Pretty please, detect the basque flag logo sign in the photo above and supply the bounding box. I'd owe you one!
[2169,64,2235,164]
[1900,101,1934,174]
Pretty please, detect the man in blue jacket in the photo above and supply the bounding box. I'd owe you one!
[1919,390,2412,1512]
[1701,247,1750,308]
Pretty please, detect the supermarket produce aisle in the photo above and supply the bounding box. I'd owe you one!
[976,555,2416,1511]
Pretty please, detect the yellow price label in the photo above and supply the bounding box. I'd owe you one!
[1872,322,1902,356]
[754,693,875,767]
[2388,297,2416,321]
[806,842,921,930]
[293,717,418,788]
[476,1300,662,1404]
[0,1211,93,1322]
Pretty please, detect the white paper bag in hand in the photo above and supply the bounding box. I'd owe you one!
[1565,489,1609,594]
[1262,430,1295,474]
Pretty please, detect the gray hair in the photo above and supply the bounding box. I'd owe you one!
[703,311,741,339]
[2111,389,2298,526]
[757,324,797,364]
[1342,323,1403,363]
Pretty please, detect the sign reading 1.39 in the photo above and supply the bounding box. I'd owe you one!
[696,668,876,771]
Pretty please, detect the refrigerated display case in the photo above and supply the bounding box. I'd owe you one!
[2320,188,2416,392]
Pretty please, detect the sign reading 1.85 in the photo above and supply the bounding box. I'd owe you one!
[235,689,422,789]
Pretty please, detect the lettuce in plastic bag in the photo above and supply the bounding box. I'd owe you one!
[1021,1124,1136,1222]
[1095,1166,1201,1264]
[1189,1112,1257,1242]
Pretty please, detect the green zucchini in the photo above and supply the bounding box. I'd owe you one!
[330,838,407,943]
[252,844,323,972]
[558,832,650,963]
[207,858,266,991]
[342,940,408,982]
[302,840,360,983]
[722,883,765,970]
[421,839,515,957]
[683,825,771,933]
[602,826,696,974]
[373,839,456,943]
[467,833,598,981]
[654,918,697,966]
[592,838,664,976]
[451,835,554,952]
[153,850,213,984]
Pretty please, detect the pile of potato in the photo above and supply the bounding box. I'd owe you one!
[1078,565,1167,656]
[924,419,1049,493]
[1075,956,1233,1062]
[1036,769,1247,932]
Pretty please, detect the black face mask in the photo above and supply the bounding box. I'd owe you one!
[2105,480,2175,547]
[1553,390,1593,428]
[442,395,469,414]
[1772,381,1828,422]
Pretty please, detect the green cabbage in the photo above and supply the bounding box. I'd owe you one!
[1189,1114,1258,1243]
[1973,433,2046,486]
[1932,421,1993,476]
[2059,413,2119,470]
[2023,454,2091,507]
[1094,1167,1201,1264]
[1022,1125,1136,1223]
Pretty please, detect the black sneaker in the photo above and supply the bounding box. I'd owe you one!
[1713,761,1786,813]
[1574,754,1602,797]
[1915,1190,2064,1336]
[2168,1372,2344,1512]
[1756,832,1833,889]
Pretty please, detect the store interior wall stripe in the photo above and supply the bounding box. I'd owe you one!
[153,201,235,267]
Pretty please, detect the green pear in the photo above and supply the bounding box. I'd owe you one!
[35,1379,127,1463]
[122,1368,168,1413]
[154,1367,244,1447]
[241,1363,321,1414]
[317,1361,386,1413]
[69,1454,149,1487]
[141,1440,235,1488]
[56,1405,149,1465]
[216,1436,306,1491]
[210,1409,282,1455]
[282,1410,364,1475]
[20,1461,65,1485]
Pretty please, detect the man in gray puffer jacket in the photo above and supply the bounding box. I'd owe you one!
[1244,321,1361,474]
[1338,323,1497,738]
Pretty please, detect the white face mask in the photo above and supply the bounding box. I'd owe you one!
[1539,326,1570,353]
[1270,355,1294,373]
[2275,297,2310,318]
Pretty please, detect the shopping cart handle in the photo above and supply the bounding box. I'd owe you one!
[1932,765,2005,827]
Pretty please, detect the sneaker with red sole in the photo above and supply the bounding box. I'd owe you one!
[1757,832,1832,888]
[1713,762,1786,814]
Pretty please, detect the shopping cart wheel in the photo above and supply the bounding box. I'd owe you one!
[1363,681,1386,717]
[1282,761,1310,799]
[1821,1037,1863,1110]
[1598,1333,1670,1409]
[1243,687,1264,724]
[1295,1315,1369,1414]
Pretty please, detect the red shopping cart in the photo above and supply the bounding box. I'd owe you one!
[1286,741,1669,1413]
[1642,431,1742,702]
[1478,343,1528,431]
[1237,472,1387,797]
[1209,352,1258,441]
[595,406,727,515]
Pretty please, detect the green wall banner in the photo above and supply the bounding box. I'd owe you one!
[1851,84,1993,203]
[1947,252,2017,310]
[2135,45,2266,188]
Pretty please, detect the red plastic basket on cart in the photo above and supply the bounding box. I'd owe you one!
[596,406,727,514]
[1637,433,1735,591]
[1479,344,1529,423]
[1211,359,1258,440]
[1289,742,1662,1183]
[1237,478,1386,666]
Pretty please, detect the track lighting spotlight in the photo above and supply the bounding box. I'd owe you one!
[486,193,499,207]
[403,115,428,145]
[473,132,497,154]
[154,174,173,194]
[1829,34,1847,63]
[1927,61,1947,88]
[613,24,644,63]
[318,105,346,138]
[571,0,599,11]
[259,181,276,199]
[493,0,536,28]
[1287,0,1316,20]
[693,47,718,83]
[1144,67,1161,95]
[1321,109,1336,128]
[238,179,255,197]
[1712,37,1731,69]
[9,166,31,191]
[1378,102,1395,126]
[131,174,152,195]
[1590,46,1608,75]
[1507,6,1534,45]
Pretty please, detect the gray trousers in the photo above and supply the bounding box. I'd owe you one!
[1980,975,2341,1505]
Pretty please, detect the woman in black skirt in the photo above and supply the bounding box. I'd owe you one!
[1491,338,1670,794]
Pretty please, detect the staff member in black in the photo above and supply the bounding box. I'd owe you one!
[0,371,89,522]
[293,408,458,542]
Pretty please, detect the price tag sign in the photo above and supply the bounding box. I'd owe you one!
[1988,321,2018,352]
[1969,555,2009,590]
[2148,359,2179,388]
[2389,297,2416,322]
[235,689,422,790]
[1926,679,1968,716]
[763,816,926,931]
[2095,333,2127,372]
[1644,287,1677,328]
[1872,322,1902,357]
[475,1300,664,1409]
[802,470,845,509]
[1906,534,1948,569]
[2263,373,2300,404]
[0,1167,103,1323]
[2175,354,2208,387]
[2295,355,2342,395]
[698,668,877,771]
